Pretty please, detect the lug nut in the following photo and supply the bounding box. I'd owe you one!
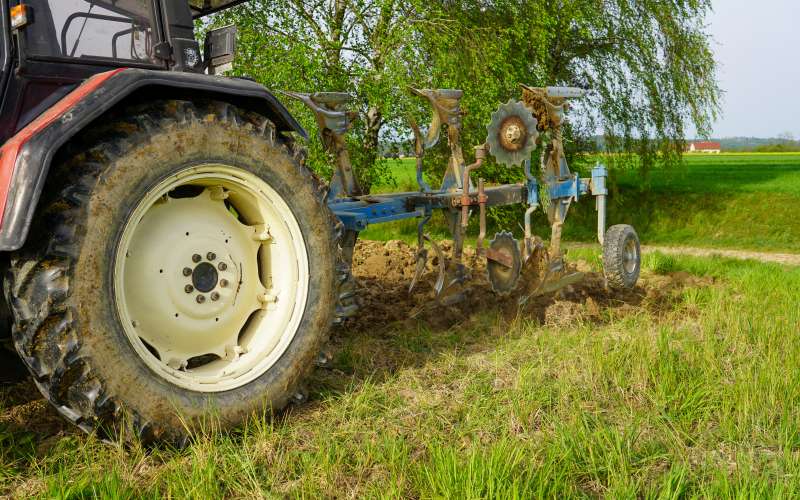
[211,292,220,301]
[192,254,202,263]
[184,285,194,294]
[183,267,192,277]
[196,295,206,304]
[220,279,229,288]
[207,252,216,261]
[218,262,227,271]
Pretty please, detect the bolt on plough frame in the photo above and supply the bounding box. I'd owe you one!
[284,85,641,305]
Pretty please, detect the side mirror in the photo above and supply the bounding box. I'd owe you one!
[204,25,237,75]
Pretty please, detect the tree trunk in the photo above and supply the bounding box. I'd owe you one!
[361,106,383,193]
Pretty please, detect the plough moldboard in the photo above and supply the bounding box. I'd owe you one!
[284,86,642,309]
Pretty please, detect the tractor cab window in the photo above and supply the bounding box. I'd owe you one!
[13,0,156,63]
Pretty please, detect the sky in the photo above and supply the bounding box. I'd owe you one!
[706,0,800,139]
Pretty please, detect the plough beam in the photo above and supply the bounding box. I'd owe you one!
[288,83,638,302]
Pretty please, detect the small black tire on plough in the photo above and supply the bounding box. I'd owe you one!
[603,224,642,290]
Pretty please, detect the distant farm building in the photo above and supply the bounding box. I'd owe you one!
[688,141,721,153]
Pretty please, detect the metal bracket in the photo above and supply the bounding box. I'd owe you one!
[409,88,467,191]
[152,41,173,61]
[591,164,608,245]
[409,88,464,150]
[281,91,361,199]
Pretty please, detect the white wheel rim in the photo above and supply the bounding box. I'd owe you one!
[623,238,639,274]
[114,164,309,392]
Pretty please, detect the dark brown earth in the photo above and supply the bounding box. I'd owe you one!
[344,239,707,332]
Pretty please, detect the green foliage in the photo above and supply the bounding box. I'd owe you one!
[212,0,718,189]
[211,0,424,190]
[416,0,719,177]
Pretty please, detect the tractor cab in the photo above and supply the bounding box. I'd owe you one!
[0,0,243,143]
[13,0,159,64]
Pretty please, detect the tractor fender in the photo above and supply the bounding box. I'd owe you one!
[0,68,307,251]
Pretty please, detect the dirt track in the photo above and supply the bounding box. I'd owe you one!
[568,242,800,267]
[640,245,800,266]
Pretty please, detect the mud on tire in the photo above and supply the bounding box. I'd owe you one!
[4,100,340,444]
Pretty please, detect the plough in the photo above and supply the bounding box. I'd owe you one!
[286,85,642,307]
[0,0,642,442]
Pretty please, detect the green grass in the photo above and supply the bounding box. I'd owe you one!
[607,154,800,251]
[364,154,800,252]
[1,154,798,496]
[618,154,800,196]
[2,253,800,497]
[378,158,420,193]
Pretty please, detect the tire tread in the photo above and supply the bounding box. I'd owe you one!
[6,99,342,444]
[603,224,641,290]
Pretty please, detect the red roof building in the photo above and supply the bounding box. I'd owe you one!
[688,141,722,153]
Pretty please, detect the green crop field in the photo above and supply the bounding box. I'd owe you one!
[366,153,800,252]
[619,153,800,195]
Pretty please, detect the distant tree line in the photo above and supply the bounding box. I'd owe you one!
[751,143,800,153]
[711,134,800,153]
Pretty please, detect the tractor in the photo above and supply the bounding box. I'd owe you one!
[0,0,641,445]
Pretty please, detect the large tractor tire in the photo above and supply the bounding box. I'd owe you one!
[5,100,340,444]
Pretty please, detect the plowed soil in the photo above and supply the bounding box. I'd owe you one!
[345,239,706,332]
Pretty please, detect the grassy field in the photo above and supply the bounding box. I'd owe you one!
[365,153,800,252]
[1,153,799,497]
[2,250,799,497]
[609,154,800,251]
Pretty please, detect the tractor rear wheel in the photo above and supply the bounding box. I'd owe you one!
[5,100,339,444]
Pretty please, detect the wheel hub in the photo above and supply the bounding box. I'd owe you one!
[623,238,639,274]
[191,262,219,293]
[114,165,309,392]
[499,117,527,151]
[123,188,268,371]
[486,99,540,167]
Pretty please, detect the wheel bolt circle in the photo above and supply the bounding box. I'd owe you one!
[185,285,194,293]
[218,262,227,271]
[183,267,192,277]
[220,279,229,288]
[211,292,220,301]
[196,295,206,304]
[207,252,216,261]
[192,254,202,263]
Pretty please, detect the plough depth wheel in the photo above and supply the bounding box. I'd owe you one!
[603,224,641,289]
